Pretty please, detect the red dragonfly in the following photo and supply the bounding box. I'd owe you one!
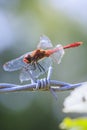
[3,35,83,82]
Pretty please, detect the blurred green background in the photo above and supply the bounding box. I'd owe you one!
[0,0,87,130]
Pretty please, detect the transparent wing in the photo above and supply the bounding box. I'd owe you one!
[19,57,52,82]
[3,52,32,71]
[37,35,53,49]
[51,44,65,64]
[20,63,37,82]
[20,66,31,82]
[31,57,52,78]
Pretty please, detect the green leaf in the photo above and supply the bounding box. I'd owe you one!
[60,117,87,130]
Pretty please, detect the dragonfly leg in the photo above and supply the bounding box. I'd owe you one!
[37,62,46,73]
[30,62,36,70]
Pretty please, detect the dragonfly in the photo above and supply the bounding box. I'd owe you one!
[3,35,83,82]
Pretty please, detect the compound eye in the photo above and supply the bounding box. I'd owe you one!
[23,55,32,63]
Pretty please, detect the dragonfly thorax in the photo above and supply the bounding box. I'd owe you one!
[23,49,46,64]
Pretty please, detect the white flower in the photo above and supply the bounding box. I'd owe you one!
[63,82,87,113]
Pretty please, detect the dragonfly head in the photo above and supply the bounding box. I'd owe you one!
[23,54,32,64]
